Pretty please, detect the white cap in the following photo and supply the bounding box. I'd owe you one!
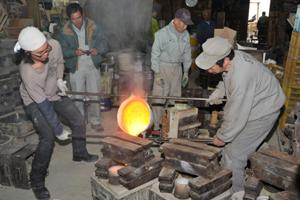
[195,36,232,70]
[14,26,46,52]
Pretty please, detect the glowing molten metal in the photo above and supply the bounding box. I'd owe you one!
[117,95,152,136]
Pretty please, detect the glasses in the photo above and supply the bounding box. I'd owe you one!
[31,44,52,57]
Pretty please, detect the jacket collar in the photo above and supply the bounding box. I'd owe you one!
[168,20,183,37]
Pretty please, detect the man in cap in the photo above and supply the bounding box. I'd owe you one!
[57,3,108,132]
[14,26,98,200]
[195,36,285,199]
[151,8,193,133]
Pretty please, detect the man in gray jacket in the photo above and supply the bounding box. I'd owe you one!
[151,8,192,132]
[196,37,285,200]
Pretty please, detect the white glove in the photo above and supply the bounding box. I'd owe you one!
[181,72,189,88]
[56,129,71,141]
[57,79,68,96]
[208,88,225,105]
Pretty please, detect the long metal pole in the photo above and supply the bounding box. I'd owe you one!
[66,91,226,102]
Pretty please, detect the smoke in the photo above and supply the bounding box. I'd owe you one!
[84,0,153,51]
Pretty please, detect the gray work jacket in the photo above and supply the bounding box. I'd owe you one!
[217,50,285,143]
[151,21,192,74]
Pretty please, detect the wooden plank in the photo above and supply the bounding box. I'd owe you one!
[101,149,145,167]
[114,132,153,149]
[119,157,163,181]
[95,168,109,179]
[178,122,202,131]
[94,157,118,170]
[163,157,215,178]
[161,143,216,165]
[258,144,300,165]
[150,182,231,200]
[190,180,232,200]
[170,138,221,155]
[244,176,263,197]
[119,161,162,190]
[251,152,298,177]
[189,169,232,193]
[249,152,297,191]
[159,181,175,193]
[269,191,299,200]
[100,137,143,153]
[158,166,177,183]
[118,166,136,177]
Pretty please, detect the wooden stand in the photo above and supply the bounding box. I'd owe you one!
[91,175,157,200]
[149,182,232,200]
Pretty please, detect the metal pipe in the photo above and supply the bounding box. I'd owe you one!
[66,91,226,102]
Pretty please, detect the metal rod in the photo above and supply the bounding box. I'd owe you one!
[66,91,226,102]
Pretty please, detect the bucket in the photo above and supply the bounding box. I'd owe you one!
[118,52,133,71]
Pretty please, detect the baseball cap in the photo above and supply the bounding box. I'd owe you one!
[175,8,193,25]
[195,37,232,70]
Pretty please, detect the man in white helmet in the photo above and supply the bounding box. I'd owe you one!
[14,26,98,200]
[195,36,285,200]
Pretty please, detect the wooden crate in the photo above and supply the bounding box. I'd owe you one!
[149,181,231,200]
[91,175,157,200]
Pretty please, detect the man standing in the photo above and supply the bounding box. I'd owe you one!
[14,26,98,200]
[195,37,285,200]
[151,8,193,133]
[196,9,215,51]
[57,3,108,131]
[257,11,268,44]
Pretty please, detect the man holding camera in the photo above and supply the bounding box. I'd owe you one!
[57,3,108,131]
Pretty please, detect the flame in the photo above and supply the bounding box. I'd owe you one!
[117,95,152,136]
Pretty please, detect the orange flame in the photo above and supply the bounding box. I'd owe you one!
[117,95,152,136]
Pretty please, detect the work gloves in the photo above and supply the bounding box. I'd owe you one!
[208,87,225,105]
[181,72,189,88]
[57,79,68,96]
[154,73,164,87]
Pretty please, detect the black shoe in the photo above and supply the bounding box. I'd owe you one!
[73,153,99,162]
[32,186,50,200]
[91,124,104,132]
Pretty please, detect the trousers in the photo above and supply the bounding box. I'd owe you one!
[69,65,101,125]
[25,97,88,187]
[151,63,182,130]
[220,111,280,192]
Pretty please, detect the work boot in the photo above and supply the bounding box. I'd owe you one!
[91,124,104,132]
[73,153,99,162]
[32,186,50,200]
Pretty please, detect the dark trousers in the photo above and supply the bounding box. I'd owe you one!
[25,97,88,187]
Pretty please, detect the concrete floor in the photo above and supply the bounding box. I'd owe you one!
[0,108,121,200]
